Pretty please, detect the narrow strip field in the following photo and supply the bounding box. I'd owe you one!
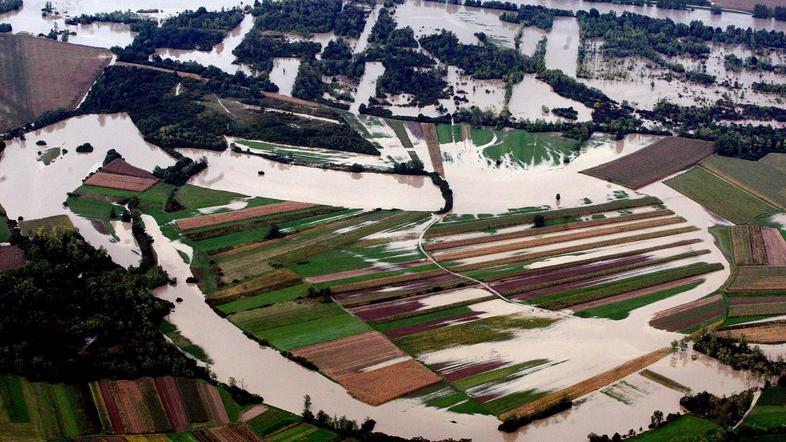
[176,201,316,231]
[649,295,724,332]
[727,266,786,292]
[702,153,786,210]
[421,123,445,177]
[719,321,786,344]
[580,137,715,190]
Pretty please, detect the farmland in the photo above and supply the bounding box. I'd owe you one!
[702,154,786,211]
[742,385,786,431]
[664,167,778,224]
[0,374,338,441]
[0,34,112,131]
[720,321,786,344]
[581,137,716,190]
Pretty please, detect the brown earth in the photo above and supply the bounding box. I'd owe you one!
[84,171,160,192]
[727,266,786,292]
[421,122,445,177]
[0,245,25,271]
[101,158,157,179]
[176,201,315,231]
[720,321,786,344]
[339,359,441,406]
[581,137,715,189]
[292,331,406,378]
[0,34,112,131]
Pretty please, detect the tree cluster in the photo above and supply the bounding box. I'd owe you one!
[65,10,150,25]
[0,229,198,382]
[693,332,786,377]
[753,3,786,21]
[499,4,574,31]
[232,33,322,72]
[0,0,22,14]
[252,0,369,38]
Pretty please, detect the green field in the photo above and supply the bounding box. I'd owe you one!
[665,167,777,224]
[437,124,462,144]
[19,215,74,236]
[217,284,312,314]
[394,314,555,356]
[66,196,120,221]
[471,126,494,146]
[629,415,720,441]
[228,300,371,350]
[744,386,786,430]
[174,184,248,210]
[703,154,786,210]
[482,130,578,168]
[386,119,414,149]
[576,280,703,320]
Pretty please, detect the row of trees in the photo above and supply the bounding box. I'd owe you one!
[753,3,786,21]
[499,4,574,31]
[65,10,150,25]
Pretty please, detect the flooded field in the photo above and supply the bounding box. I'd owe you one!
[177,147,444,211]
[0,113,174,220]
[155,13,255,74]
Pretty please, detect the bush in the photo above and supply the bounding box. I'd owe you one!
[534,214,545,227]
[75,143,94,153]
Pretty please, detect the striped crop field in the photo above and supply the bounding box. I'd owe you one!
[649,295,724,332]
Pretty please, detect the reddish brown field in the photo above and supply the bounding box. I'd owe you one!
[580,137,715,189]
[84,172,160,192]
[110,380,156,433]
[421,122,445,177]
[762,227,786,266]
[0,245,25,271]
[101,158,157,179]
[154,377,190,432]
[340,359,441,406]
[197,383,230,426]
[720,321,786,344]
[649,294,724,331]
[261,91,318,108]
[714,0,786,12]
[571,277,705,312]
[0,34,112,131]
[176,201,315,231]
[292,331,406,379]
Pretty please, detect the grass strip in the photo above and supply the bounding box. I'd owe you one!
[575,280,703,320]
[639,369,691,393]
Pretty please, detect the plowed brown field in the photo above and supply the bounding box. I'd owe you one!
[84,172,160,192]
[292,331,405,378]
[580,137,715,189]
[340,359,441,405]
[0,34,112,131]
[176,201,315,231]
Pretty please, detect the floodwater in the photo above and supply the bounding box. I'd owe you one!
[156,13,255,75]
[350,61,384,113]
[395,0,520,49]
[508,75,593,122]
[69,215,142,267]
[268,58,301,96]
[177,147,444,211]
[0,113,174,220]
[142,213,506,441]
[441,132,659,214]
[545,17,579,76]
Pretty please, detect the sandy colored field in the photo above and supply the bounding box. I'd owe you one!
[425,209,674,252]
[0,245,25,271]
[451,226,700,272]
[581,137,715,190]
[720,321,786,344]
[0,34,112,131]
[727,266,786,292]
[292,331,406,378]
[262,91,318,108]
[434,216,685,262]
[714,0,786,11]
[114,62,205,80]
[84,172,160,192]
[176,201,315,231]
[500,347,671,421]
[421,123,445,177]
[339,359,441,406]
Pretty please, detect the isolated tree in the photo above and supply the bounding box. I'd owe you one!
[533,214,545,228]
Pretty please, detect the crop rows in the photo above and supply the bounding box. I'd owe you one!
[649,294,724,332]
[176,201,316,231]
[427,197,662,237]
[580,137,715,189]
[727,266,786,292]
[720,321,786,344]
